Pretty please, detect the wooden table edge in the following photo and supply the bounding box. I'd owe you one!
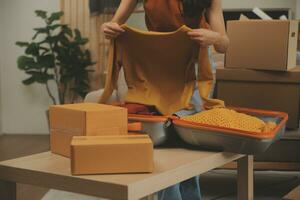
[0,151,250,200]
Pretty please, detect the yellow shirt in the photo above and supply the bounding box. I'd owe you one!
[99,25,224,115]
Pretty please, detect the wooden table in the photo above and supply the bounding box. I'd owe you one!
[0,149,253,200]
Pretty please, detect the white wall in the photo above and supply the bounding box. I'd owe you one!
[0,4,3,135]
[222,0,296,9]
[127,12,147,30]
[223,0,297,18]
[1,0,59,134]
[297,0,300,19]
[126,0,298,31]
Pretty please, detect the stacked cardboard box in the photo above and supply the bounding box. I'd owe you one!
[49,103,154,175]
[50,103,128,157]
[217,20,300,129]
[225,20,298,71]
[71,135,154,175]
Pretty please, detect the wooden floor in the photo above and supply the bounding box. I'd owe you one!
[0,134,50,200]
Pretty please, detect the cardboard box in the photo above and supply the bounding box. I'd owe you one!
[216,67,300,129]
[50,103,127,157]
[283,185,300,200]
[70,135,154,175]
[225,20,299,71]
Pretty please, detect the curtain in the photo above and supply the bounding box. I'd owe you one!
[61,0,114,90]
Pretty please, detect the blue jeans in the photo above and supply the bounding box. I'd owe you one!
[157,89,203,200]
[158,176,201,200]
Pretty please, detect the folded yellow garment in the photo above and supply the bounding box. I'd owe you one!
[182,108,277,133]
[99,24,225,115]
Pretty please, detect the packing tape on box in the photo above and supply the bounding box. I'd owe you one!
[50,126,122,135]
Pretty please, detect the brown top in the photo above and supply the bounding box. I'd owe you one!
[99,25,224,115]
[142,0,225,111]
[144,0,201,31]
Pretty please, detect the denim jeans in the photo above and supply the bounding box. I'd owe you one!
[158,86,205,200]
[158,176,201,200]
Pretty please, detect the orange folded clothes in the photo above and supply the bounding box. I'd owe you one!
[49,103,127,157]
[70,135,154,175]
[99,24,225,115]
[127,122,142,132]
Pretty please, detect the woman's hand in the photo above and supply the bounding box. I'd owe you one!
[187,29,221,47]
[101,22,125,39]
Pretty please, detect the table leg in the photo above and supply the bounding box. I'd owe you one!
[0,180,16,200]
[237,155,254,200]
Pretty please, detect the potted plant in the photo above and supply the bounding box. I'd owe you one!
[16,10,94,105]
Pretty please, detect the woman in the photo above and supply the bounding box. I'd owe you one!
[101,0,229,199]
[101,0,229,52]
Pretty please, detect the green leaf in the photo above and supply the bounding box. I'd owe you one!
[22,76,36,85]
[25,71,54,83]
[37,54,55,68]
[49,24,61,30]
[33,27,49,39]
[48,11,64,23]
[33,27,48,33]
[17,56,36,70]
[32,27,49,40]
[36,73,54,83]
[54,47,68,61]
[44,36,59,44]
[56,33,70,46]
[61,25,73,37]
[35,10,47,19]
[78,38,89,45]
[74,29,89,45]
[74,29,82,39]
[16,42,29,47]
[25,43,39,56]
[25,70,40,75]
[39,46,50,52]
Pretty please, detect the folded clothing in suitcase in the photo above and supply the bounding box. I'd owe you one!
[180,108,277,133]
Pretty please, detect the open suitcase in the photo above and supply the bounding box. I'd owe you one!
[128,107,288,154]
[171,107,288,154]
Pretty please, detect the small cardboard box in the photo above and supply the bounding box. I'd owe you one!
[225,20,299,71]
[70,135,154,175]
[216,67,300,129]
[50,103,127,157]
